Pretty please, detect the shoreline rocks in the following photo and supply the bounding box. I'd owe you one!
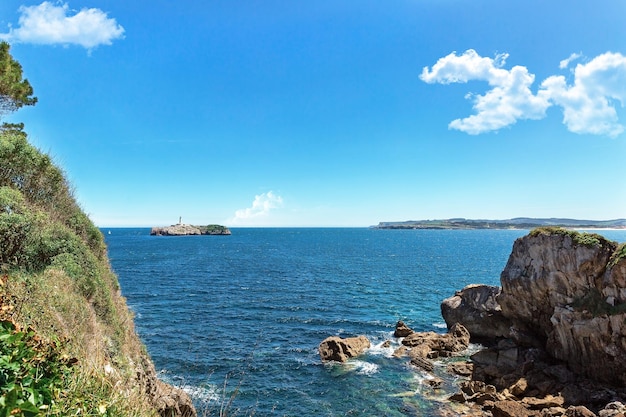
[319,228,626,416]
[440,228,626,416]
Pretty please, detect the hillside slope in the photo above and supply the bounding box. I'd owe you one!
[0,127,195,416]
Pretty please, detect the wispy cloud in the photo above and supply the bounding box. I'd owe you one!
[0,2,124,50]
[229,191,284,225]
[559,52,582,70]
[421,49,626,137]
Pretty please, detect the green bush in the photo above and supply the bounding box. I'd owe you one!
[0,131,105,258]
[609,243,626,268]
[0,319,74,416]
[0,213,31,269]
[529,227,604,248]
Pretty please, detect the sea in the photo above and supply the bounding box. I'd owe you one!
[103,228,626,416]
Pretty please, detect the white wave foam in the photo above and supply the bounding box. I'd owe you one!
[352,360,379,376]
[180,384,220,403]
[368,340,398,358]
[432,322,447,329]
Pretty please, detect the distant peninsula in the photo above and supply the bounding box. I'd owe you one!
[372,218,626,230]
[150,223,231,236]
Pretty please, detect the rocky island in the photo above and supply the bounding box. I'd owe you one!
[150,222,231,236]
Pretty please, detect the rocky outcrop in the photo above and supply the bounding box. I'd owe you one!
[318,335,370,362]
[394,320,414,337]
[390,321,470,372]
[498,229,617,338]
[441,228,626,416]
[138,355,196,417]
[498,229,626,385]
[442,228,626,385]
[150,224,231,236]
[441,284,511,341]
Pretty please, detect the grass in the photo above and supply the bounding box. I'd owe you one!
[529,226,607,248]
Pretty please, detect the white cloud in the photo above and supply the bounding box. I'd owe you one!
[541,52,626,137]
[422,49,626,137]
[0,2,124,50]
[420,49,551,134]
[229,191,284,225]
[559,52,582,70]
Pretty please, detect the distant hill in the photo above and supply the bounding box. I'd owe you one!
[372,218,626,230]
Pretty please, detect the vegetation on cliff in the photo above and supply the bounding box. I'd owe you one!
[0,125,163,417]
[0,42,193,416]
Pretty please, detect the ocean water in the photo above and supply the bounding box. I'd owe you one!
[104,228,626,416]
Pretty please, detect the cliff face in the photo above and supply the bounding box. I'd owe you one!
[499,229,626,385]
[443,228,626,386]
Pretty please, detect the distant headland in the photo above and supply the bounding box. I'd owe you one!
[372,217,626,230]
[150,219,231,236]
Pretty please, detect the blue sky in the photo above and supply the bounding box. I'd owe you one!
[1,1,625,227]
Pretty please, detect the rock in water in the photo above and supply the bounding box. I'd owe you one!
[401,323,470,355]
[394,320,414,337]
[318,335,370,362]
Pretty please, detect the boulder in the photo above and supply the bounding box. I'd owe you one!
[564,406,597,417]
[394,320,414,337]
[447,361,474,377]
[319,335,370,362]
[402,323,470,356]
[441,284,512,342]
[489,400,540,417]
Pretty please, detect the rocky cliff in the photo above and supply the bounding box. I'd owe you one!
[500,228,626,385]
[441,228,626,415]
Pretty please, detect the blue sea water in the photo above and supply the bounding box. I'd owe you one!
[104,228,626,416]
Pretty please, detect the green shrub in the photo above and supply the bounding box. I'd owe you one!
[529,227,604,247]
[0,131,105,259]
[0,319,74,416]
[0,187,26,215]
[609,243,626,268]
[0,213,31,269]
[571,288,626,317]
